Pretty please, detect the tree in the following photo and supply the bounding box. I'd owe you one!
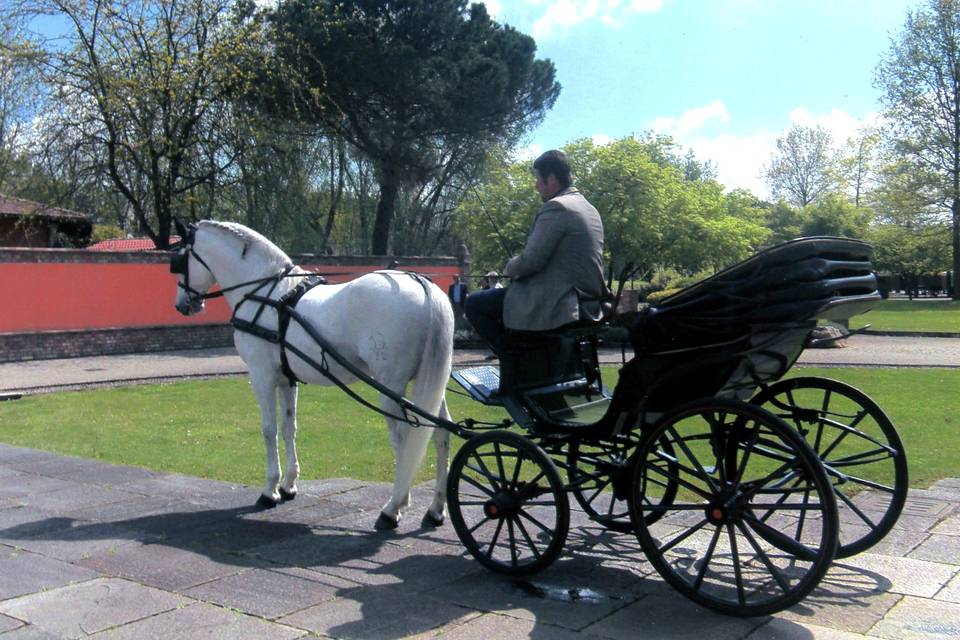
[837,126,881,207]
[269,0,560,255]
[16,0,263,248]
[877,0,960,298]
[764,124,837,207]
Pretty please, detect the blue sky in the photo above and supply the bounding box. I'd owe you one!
[482,0,918,197]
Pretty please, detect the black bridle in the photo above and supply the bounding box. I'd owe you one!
[169,220,296,303]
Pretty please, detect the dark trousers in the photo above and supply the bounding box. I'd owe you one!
[465,287,507,355]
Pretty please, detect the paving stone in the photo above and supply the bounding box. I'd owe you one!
[424,558,647,632]
[0,549,100,599]
[167,510,318,554]
[750,617,880,639]
[0,467,26,480]
[833,523,927,557]
[113,472,245,504]
[582,588,764,640]
[0,577,185,638]
[906,487,960,504]
[0,506,76,542]
[837,552,957,598]
[3,454,113,479]
[59,495,194,525]
[58,464,161,488]
[77,543,250,591]
[930,478,960,491]
[278,588,465,639]
[18,484,142,516]
[84,504,251,542]
[88,601,305,640]
[182,567,343,619]
[935,571,960,604]
[6,520,152,563]
[0,475,69,500]
[242,527,392,570]
[0,446,62,465]
[931,515,960,536]
[869,595,960,639]
[316,543,480,592]
[907,532,960,565]
[0,623,64,638]
[777,565,903,634]
[242,496,358,525]
[0,612,24,633]
[296,478,367,498]
[432,612,596,640]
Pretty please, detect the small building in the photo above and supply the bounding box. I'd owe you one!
[87,237,177,252]
[0,195,93,248]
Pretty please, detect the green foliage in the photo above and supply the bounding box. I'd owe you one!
[457,135,769,278]
[763,124,837,207]
[877,0,960,293]
[800,194,873,238]
[646,288,682,304]
[869,223,951,279]
[90,224,125,244]
[268,0,560,254]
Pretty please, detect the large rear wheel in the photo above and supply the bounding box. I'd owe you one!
[629,398,838,617]
[447,430,569,576]
[752,377,907,558]
[567,432,677,532]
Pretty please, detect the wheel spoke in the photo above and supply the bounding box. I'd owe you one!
[693,524,724,591]
[511,515,543,560]
[736,521,790,593]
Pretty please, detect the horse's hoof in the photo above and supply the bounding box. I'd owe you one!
[279,487,297,501]
[421,511,444,528]
[375,512,399,531]
[256,494,278,509]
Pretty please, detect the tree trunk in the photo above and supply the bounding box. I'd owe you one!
[372,169,399,256]
[953,196,960,299]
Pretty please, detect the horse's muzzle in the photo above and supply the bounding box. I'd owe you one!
[176,297,204,316]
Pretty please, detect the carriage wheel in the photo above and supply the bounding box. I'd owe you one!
[629,398,838,617]
[567,432,677,532]
[751,377,908,558]
[447,430,569,576]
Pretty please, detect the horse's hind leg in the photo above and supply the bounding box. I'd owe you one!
[423,400,451,527]
[251,374,282,508]
[278,382,300,500]
[378,419,432,530]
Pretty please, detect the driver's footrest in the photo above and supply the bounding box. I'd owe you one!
[452,366,503,406]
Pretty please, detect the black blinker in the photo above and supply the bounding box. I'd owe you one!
[170,252,188,275]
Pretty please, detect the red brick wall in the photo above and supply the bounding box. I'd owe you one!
[0,248,461,362]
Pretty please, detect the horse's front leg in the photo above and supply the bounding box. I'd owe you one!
[250,374,282,508]
[278,382,300,501]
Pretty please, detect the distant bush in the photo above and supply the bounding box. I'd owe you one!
[646,288,683,304]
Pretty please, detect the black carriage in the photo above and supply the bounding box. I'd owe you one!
[449,236,907,617]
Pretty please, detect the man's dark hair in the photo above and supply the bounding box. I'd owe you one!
[533,150,572,189]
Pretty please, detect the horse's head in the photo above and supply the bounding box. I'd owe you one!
[170,219,215,315]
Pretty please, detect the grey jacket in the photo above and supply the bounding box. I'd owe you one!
[502,187,605,331]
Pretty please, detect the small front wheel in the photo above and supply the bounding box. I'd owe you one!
[447,430,569,576]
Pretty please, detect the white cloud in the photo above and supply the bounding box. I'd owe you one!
[533,0,667,39]
[787,106,879,145]
[591,133,613,146]
[652,100,729,139]
[648,102,877,198]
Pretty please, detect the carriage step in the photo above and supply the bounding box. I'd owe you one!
[452,366,503,406]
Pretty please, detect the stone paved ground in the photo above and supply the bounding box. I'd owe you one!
[0,444,957,639]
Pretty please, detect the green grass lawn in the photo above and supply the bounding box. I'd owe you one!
[851,299,960,332]
[0,366,956,490]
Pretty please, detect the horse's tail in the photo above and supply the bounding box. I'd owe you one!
[411,279,455,418]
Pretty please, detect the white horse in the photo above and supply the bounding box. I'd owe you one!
[171,219,454,530]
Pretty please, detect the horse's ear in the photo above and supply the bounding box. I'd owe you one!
[173,217,188,242]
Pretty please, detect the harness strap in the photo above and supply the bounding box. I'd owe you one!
[232,274,326,386]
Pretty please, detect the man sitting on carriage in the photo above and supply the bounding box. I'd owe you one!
[465,149,607,354]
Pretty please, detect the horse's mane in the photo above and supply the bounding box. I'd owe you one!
[198,220,292,270]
